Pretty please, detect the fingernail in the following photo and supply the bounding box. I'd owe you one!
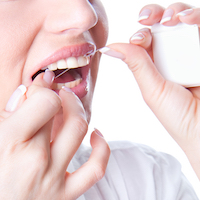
[176,8,194,17]
[43,69,55,85]
[130,32,145,42]
[62,86,72,93]
[138,9,152,21]
[160,9,174,24]
[5,85,27,112]
[99,47,125,60]
[94,128,104,138]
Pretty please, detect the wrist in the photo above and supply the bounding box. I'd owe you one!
[181,138,200,180]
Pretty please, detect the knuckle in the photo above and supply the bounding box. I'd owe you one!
[29,148,49,170]
[90,146,110,182]
[43,90,61,108]
[34,89,61,111]
[93,164,106,181]
[143,79,166,107]
[27,85,62,111]
[126,48,148,73]
[169,2,189,9]
[139,28,151,35]
[104,143,111,156]
[71,115,88,136]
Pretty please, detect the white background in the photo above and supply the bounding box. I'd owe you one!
[85,0,200,197]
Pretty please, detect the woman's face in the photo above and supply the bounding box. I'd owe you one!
[0,0,108,122]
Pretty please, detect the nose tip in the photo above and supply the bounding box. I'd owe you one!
[44,0,98,34]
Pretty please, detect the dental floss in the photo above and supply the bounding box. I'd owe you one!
[55,68,70,79]
[151,23,200,87]
[54,49,99,79]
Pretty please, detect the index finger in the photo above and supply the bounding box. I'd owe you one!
[177,8,200,26]
[159,3,192,26]
[0,72,61,143]
[0,88,61,143]
[138,4,165,25]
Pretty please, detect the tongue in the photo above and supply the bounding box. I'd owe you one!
[54,69,82,83]
[54,70,74,83]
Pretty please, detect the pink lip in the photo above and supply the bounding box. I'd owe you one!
[30,42,96,99]
[31,43,96,81]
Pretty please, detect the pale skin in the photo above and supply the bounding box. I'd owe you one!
[0,1,199,200]
[0,73,110,199]
[106,2,200,180]
[0,0,110,199]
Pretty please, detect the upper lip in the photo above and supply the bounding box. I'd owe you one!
[31,42,96,79]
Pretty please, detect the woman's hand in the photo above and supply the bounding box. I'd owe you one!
[100,3,200,179]
[0,70,110,200]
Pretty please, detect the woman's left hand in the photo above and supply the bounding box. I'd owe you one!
[100,3,200,179]
[0,71,110,200]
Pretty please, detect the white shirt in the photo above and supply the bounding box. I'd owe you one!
[68,141,198,200]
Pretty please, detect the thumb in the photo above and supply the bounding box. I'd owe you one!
[5,69,55,113]
[99,43,166,103]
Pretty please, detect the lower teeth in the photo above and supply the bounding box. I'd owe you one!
[52,78,82,90]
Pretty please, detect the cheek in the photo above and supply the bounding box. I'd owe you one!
[0,2,44,77]
[91,0,109,49]
[0,4,44,110]
[0,71,22,111]
[0,5,40,60]
[82,53,100,123]
[0,28,36,110]
[91,52,101,85]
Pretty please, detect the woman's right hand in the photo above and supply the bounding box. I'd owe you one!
[100,3,200,179]
[0,70,110,200]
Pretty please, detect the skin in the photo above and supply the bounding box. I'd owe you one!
[0,0,108,122]
[0,1,199,199]
[107,3,200,180]
[0,0,110,199]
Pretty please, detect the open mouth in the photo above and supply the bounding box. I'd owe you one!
[32,54,91,90]
[31,43,96,98]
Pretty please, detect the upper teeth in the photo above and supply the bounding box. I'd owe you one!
[43,56,90,71]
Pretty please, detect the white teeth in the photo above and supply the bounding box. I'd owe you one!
[57,59,67,69]
[45,55,90,90]
[66,57,78,69]
[65,78,82,88]
[48,63,57,71]
[46,56,90,71]
[52,78,82,90]
[52,69,82,90]
[78,56,89,67]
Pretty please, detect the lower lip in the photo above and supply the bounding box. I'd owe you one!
[54,64,90,99]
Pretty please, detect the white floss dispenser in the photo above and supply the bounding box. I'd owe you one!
[151,23,200,87]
